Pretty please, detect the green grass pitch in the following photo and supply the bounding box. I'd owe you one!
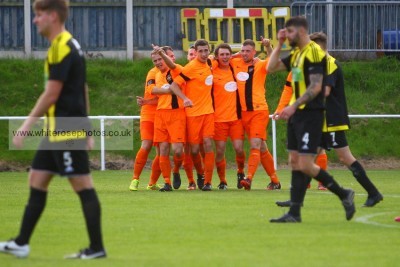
[1,169,399,267]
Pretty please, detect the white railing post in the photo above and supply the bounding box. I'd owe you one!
[271,117,278,170]
[24,0,32,57]
[100,117,105,171]
[126,0,133,60]
[326,0,333,51]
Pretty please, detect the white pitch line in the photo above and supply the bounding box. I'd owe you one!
[355,212,400,228]
[306,191,400,198]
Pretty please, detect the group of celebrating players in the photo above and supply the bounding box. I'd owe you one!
[129,38,282,192]
[129,16,385,223]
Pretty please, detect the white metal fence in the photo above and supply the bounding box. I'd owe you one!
[2,114,399,171]
[291,1,400,52]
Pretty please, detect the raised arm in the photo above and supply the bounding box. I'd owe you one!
[267,29,288,73]
[152,44,176,70]
[261,36,273,56]
[260,36,273,71]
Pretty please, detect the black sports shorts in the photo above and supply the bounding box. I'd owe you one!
[287,109,324,154]
[320,130,349,150]
[31,139,90,176]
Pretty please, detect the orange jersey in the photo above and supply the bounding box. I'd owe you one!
[173,58,214,117]
[140,67,159,122]
[155,64,184,110]
[231,58,269,111]
[212,64,240,122]
[275,72,293,113]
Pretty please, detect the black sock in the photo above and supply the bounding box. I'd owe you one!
[314,169,347,199]
[304,175,312,191]
[15,187,47,245]
[349,161,379,196]
[78,189,104,252]
[289,171,307,217]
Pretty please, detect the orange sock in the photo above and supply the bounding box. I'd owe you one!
[132,148,150,180]
[260,150,280,183]
[183,151,194,183]
[149,155,161,185]
[173,154,184,173]
[191,153,204,176]
[216,159,227,183]
[316,153,328,170]
[204,152,215,184]
[316,153,328,187]
[236,154,245,174]
[159,155,171,184]
[247,149,260,180]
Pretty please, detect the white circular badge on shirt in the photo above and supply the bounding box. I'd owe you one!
[236,72,249,81]
[224,81,238,92]
[205,75,213,86]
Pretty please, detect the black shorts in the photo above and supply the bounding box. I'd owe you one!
[31,139,90,177]
[287,110,324,154]
[320,130,349,150]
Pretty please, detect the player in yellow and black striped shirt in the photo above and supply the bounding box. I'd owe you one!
[1,0,106,260]
[267,16,355,223]
[310,32,383,207]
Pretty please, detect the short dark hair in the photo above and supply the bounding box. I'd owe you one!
[214,43,232,57]
[194,39,209,51]
[309,32,327,49]
[242,39,256,48]
[33,0,69,23]
[189,45,195,49]
[285,16,308,30]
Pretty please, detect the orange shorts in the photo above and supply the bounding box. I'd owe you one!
[154,109,186,143]
[241,110,269,140]
[214,120,244,141]
[140,121,154,141]
[187,113,214,144]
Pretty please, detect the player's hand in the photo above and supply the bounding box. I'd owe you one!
[260,36,271,48]
[183,98,193,108]
[13,126,28,149]
[136,96,145,106]
[253,57,261,64]
[279,105,296,121]
[277,29,287,45]
[86,136,95,151]
[151,44,165,56]
[272,111,281,120]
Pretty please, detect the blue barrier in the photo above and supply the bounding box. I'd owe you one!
[383,30,400,50]
[383,30,400,58]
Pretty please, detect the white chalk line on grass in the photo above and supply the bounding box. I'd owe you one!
[355,212,400,229]
[304,191,400,228]
[309,191,400,198]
